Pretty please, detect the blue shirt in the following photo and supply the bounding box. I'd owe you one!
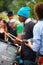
[32,20,43,55]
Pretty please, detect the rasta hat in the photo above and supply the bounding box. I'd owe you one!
[18,7,30,18]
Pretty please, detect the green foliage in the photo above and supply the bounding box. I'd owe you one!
[0,0,4,12]
[0,0,43,18]
[0,13,8,20]
[0,13,18,21]
[27,2,36,18]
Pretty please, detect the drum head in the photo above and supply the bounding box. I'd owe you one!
[0,40,17,65]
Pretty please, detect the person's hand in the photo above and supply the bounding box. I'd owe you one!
[21,39,26,44]
[17,46,21,55]
[25,40,31,47]
[22,39,28,45]
[14,38,22,44]
[25,40,32,49]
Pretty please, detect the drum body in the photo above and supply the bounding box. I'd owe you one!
[0,41,17,65]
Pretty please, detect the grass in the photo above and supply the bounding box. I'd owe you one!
[0,13,18,21]
[0,13,8,20]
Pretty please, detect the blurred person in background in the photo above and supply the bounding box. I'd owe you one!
[7,11,23,45]
[6,11,17,44]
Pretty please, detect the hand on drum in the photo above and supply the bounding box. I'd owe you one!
[14,38,22,45]
[14,38,30,45]
[22,39,32,47]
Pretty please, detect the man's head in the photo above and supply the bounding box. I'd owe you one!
[34,2,43,20]
[7,11,14,20]
[18,7,30,23]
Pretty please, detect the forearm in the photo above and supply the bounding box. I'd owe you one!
[17,46,21,55]
[28,42,33,49]
[17,34,22,39]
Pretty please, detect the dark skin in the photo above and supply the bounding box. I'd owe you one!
[14,16,28,55]
[14,16,27,44]
[18,16,26,23]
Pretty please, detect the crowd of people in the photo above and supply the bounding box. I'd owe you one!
[0,2,43,65]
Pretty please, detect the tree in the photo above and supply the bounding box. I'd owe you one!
[0,0,43,18]
[0,0,4,12]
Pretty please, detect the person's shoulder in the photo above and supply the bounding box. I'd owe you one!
[33,21,40,31]
[17,23,23,27]
[34,20,41,27]
[25,18,32,24]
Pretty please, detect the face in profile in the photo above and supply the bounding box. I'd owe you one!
[18,16,25,23]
